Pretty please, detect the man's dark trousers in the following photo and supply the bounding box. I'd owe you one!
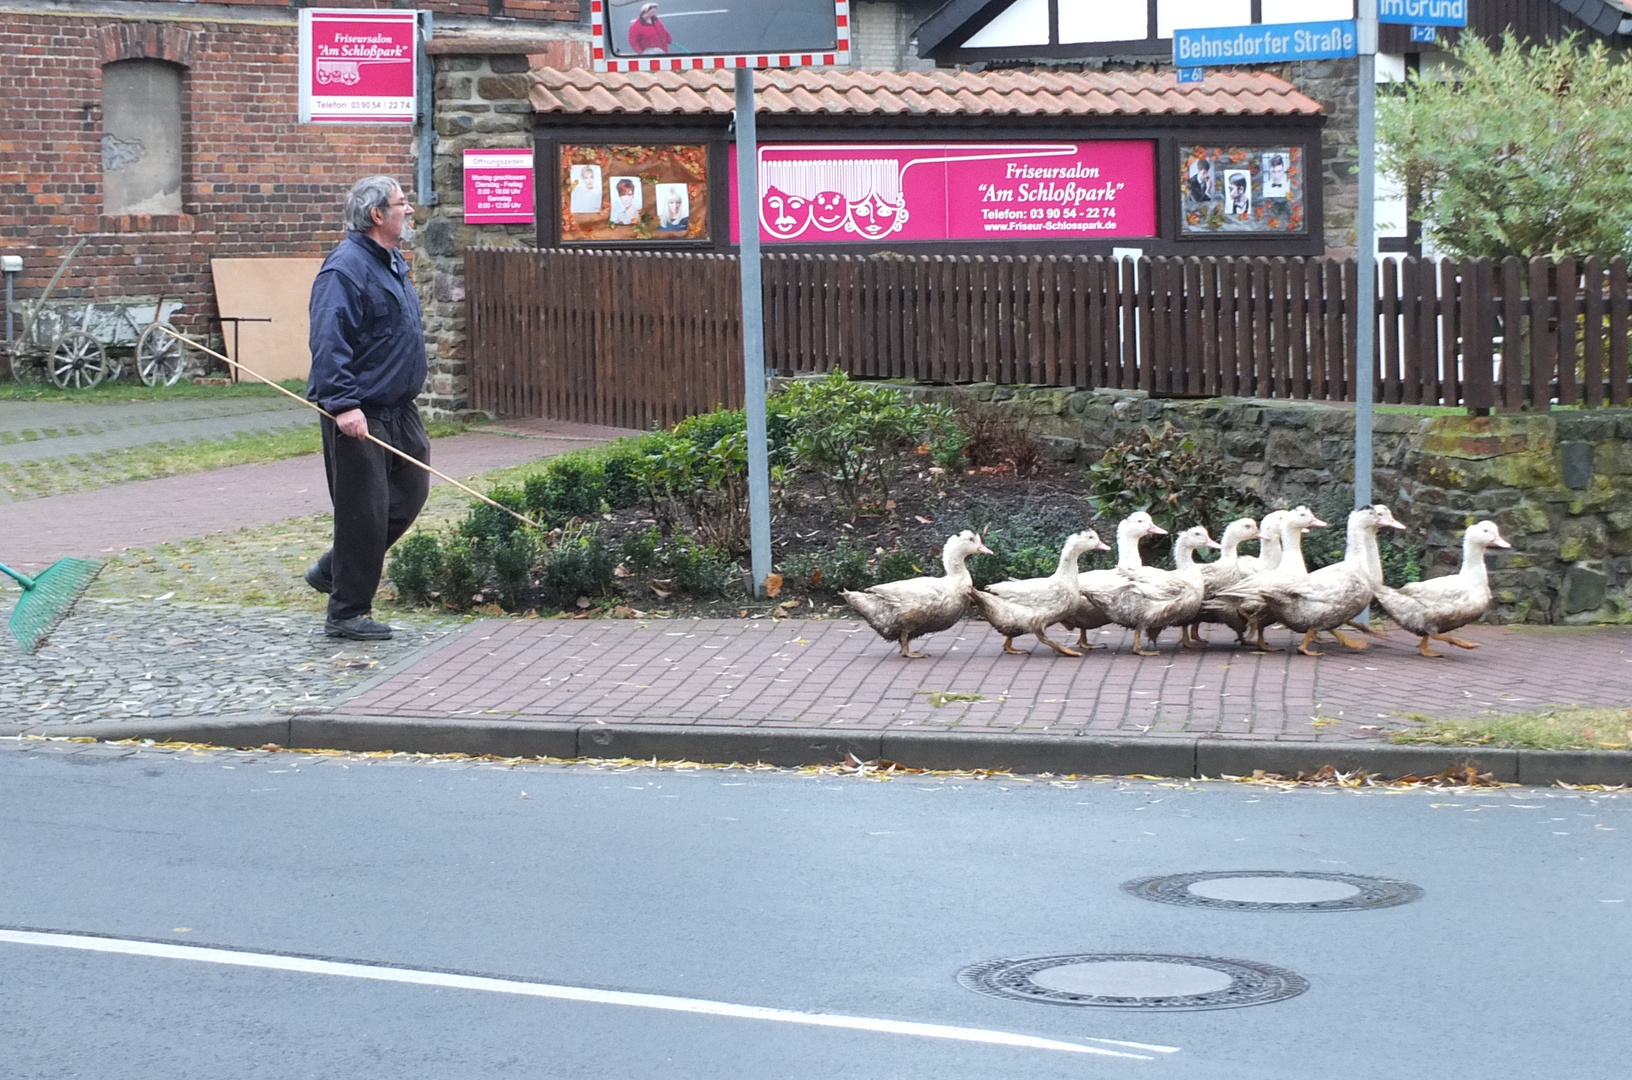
[315,408,430,621]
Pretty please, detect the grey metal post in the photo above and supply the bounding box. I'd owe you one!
[735,68,773,596]
[4,271,12,346]
[1355,0,1377,511]
[415,11,439,207]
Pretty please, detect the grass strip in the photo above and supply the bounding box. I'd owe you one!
[0,377,310,403]
[1390,707,1632,751]
[0,418,469,501]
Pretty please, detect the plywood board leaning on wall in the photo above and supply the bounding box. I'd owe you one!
[209,258,324,382]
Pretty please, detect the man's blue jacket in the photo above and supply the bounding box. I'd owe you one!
[306,231,427,417]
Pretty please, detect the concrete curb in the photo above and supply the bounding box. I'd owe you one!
[5,714,1631,787]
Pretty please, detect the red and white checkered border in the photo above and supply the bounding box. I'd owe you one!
[590,0,850,71]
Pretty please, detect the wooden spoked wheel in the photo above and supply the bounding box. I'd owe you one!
[47,330,107,389]
[136,322,187,387]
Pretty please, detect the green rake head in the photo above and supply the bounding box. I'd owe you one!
[0,557,104,653]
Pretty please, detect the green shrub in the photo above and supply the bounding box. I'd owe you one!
[620,525,662,571]
[387,531,441,606]
[540,529,618,607]
[949,497,1100,588]
[1086,423,1263,559]
[523,455,605,525]
[674,409,745,453]
[490,530,541,610]
[459,485,529,544]
[781,539,874,594]
[776,371,952,508]
[632,426,749,552]
[598,440,647,509]
[875,547,926,584]
[665,536,739,596]
[437,534,484,610]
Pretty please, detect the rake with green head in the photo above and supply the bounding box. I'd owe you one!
[0,557,104,653]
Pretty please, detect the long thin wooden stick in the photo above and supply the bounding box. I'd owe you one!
[158,327,544,531]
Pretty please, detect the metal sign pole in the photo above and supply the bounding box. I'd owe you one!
[1355,0,1378,512]
[734,68,773,597]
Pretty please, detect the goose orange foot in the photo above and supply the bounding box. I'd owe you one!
[898,633,929,659]
[1433,633,1480,650]
[1001,637,1030,655]
[1327,629,1369,650]
[1296,630,1324,657]
[1416,636,1446,658]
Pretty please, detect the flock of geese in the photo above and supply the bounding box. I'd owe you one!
[843,506,1511,661]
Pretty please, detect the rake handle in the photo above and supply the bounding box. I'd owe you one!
[0,561,38,590]
[157,327,543,532]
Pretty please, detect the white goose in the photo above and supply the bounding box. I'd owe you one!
[1081,524,1221,656]
[972,530,1109,657]
[843,530,993,658]
[1204,505,1325,648]
[1064,511,1163,649]
[1185,516,1262,646]
[1373,520,1509,657]
[1221,505,1405,656]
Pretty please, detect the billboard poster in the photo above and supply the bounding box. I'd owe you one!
[298,9,418,125]
[1180,145,1307,234]
[464,150,535,224]
[593,0,849,72]
[559,144,709,243]
[727,142,1156,244]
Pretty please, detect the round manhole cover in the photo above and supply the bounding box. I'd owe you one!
[1122,871,1423,912]
[957,953,1308,1011]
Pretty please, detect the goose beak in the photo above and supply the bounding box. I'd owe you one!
[1147,523,1169,535]
[1094,538,1112,551]
[1206,538,1224,550]
[1307,514,1329,528]
[1490,535,1511,549]
[975,541,995,556]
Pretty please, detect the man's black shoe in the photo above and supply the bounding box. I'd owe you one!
[305,563,333,594]
[324,615,393,641]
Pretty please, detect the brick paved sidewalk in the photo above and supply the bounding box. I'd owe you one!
[0,424,634,569]
[334,615,1632,742]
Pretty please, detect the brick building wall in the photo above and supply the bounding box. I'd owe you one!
[0,0,578,369]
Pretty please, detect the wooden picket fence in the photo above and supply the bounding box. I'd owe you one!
[465,248,1632,428]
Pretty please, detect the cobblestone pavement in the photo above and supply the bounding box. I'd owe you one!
[0,597,458,726]
[332,615,1632,741]
[0,397,312,464]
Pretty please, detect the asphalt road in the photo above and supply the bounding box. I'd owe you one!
[1,740,1626,1079]
[605,0,839,58]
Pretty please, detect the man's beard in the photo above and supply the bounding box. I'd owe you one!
[399,221,416,246]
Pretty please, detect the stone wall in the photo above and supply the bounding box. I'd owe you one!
[898,383,1632,626]
[413,48,549,416]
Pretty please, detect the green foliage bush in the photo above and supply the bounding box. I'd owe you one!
[1379,32,1632,261]
[777,371,953,507]
[539,529,619,606]
[523,456,604,526]
[459,484,528,544]
[874,547,926,585]
[387,531,441,606]
[620,525,662,571]
[664,535,739,596]
[1086,423,1262,559]
[781,539,875,594]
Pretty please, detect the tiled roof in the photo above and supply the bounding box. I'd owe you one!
[528,68,1323,118]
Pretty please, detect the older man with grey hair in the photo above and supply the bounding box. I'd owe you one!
[304,175,429,641]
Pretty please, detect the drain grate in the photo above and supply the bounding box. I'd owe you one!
[957,953,1308,1011]
[1122,871,1423,912]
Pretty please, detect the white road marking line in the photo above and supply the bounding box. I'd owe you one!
[0,928,1175,1059]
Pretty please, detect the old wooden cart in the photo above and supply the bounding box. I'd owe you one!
[5,240,189,389]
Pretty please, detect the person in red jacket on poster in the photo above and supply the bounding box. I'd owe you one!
[628,3,673,54]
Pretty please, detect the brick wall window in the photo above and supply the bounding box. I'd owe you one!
[101,59,185,217]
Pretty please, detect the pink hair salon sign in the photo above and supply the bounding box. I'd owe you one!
[729,141,1155,243]
[463,149,535,224]
[298,9,418,125]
